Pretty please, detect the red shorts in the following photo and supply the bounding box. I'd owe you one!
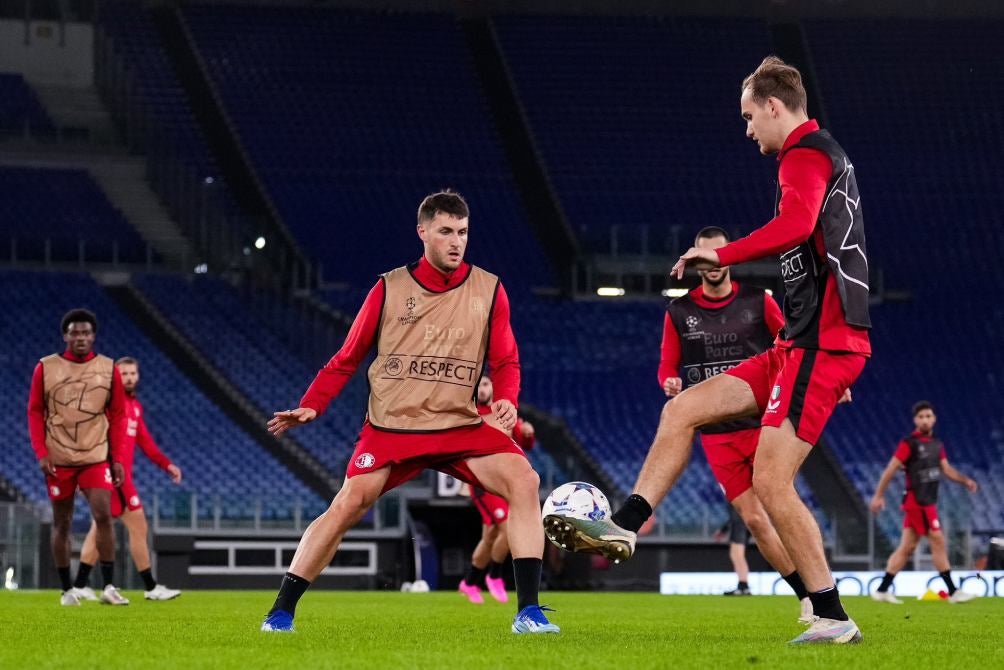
[471,488,509,525]
[346,421,528,494]
[903,504,941,536]
[726,346,866,445]
[700,428,760,502]
[44,462,113,501]
[111,471,143,518]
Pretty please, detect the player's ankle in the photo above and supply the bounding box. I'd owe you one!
[610,494,652,533]
[808,586,848,622]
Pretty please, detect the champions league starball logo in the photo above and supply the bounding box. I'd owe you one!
[686,316,700,332]
[398,296,421,325]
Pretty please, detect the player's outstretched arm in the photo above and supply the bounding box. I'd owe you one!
[267,408,317,437]
[941,459,978,492]
[869,457,902,513]
[670,247,721,280]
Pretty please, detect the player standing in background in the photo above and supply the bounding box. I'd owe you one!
[714,504,752,596]
[261,191,558,634]
[659,226,812,622]
[73,357,183,602]
[870,401,978,604]
[547,57,871,644]
[458,376,536,604]
[26,309,129,606]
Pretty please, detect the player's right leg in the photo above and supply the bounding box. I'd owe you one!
[927,528,975,603]
[485,520,510,603]
[545,372,761,562]
[50,495,78,606]
[872,528,918,604]
[71,521,101,602]
[261,467,391,632]
[724,542,751,595]
[119,508,181,601]
[82,486,128,606]
[459,523,495,604]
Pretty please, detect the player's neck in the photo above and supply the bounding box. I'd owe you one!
[701,278,733,299]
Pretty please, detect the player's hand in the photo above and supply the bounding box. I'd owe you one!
[111,462,125,487]
[38,456,56,476]
[268,407,317,436]
[965,478,978,493]
[671,247,721,280]
[869,495,885,514]
[663,377,683,397]
[838,388,853,404]
[520,421,535,440]
[492,400,517,433]
[712,530,726,543]
[167,464,183,484]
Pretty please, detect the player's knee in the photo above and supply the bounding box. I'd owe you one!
[91,507,112,526]
[501,467,539,501]
[331,480,377,516]
[742,511,770,537]
[660,389,702,428]
[751,471,784,503]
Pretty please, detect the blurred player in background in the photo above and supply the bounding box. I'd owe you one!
[262,191,557,634]
[547,57,871,644]
[458,376,536,604]
[870,401,978,604]
[73,357,183,602]
[659,226,812,622]
[27,309,128,606]
[714,504,752,596]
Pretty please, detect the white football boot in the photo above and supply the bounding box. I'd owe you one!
[100,584,130,605]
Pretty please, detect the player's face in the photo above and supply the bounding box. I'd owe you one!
[696,234,730,286]
[118,363,140,394]
[477,376,493,404]
[63,322,95,357]
[913,409,936,434]
[418,213,468,273]
[740,88,783,155]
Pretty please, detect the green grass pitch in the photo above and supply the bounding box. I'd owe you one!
[1,590,1001,669]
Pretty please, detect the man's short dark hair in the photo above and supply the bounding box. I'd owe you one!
[694,226,731,245]
[116,356,139,368]
[417,190,469,225]
[61,308,97,334]
[912,401,934,416]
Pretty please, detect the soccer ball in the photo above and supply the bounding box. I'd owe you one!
[541,481,611,525]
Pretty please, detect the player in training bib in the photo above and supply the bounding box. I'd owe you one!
[869,401,979,604]
[546,57,870,645]
[261,191,557,634]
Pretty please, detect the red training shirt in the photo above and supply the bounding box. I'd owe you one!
[893,430,947,509]
[121,394,174,474]
[715,120,871,355]
[301,256,520,416]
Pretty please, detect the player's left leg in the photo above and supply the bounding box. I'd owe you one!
[485,520,510,603]
[873,528,918,603]
[929,527,975,602]
[754,421,859,643]
[725,542,750,594]
[120,507,180,600]
[459,523,496,603]
[81,486,128,605]
[465,452,557,633]
[71,522,101,601]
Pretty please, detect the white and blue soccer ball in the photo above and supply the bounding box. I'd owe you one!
[541,481,611,523]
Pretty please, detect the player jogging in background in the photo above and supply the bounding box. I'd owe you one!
[659,226,813,623]
[869,401,978,604]
[458,375,536,605]
[546,56,871,645]
[261,191,557,634]
[26,308,128,606]
[73,357,183,602]
[714,504,753,596]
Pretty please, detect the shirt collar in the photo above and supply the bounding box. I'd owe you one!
[777,119,820,161]
[412,255,471,291]
[61,349,97,363]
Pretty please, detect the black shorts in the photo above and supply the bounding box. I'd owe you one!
[728,506,750,545]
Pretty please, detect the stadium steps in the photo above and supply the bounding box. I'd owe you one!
[31,84,120,145]
[0,472,25,503]
[150,4,312,287]
[88,158,195,267]
[462,16,579,294]
[102,280,341,501]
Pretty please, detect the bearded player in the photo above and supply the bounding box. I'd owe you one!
[73,357,183,602]
[458,375,536,604]
[870,401,978,604]
[547,57,871,644]
[261,191,557,634]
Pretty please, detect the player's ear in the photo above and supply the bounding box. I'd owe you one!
[417,223,426,242]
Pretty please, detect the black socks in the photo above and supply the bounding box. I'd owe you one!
[57,566,72,592]
[512,558,542,612]
[611,494,653,533]
[139,568,157,591]
[464,564,487,586]
[488,561,504,580]
[73,562,93,589]
[270,572,311,616]
[783,571,810,600]
[100,561,115,587]
[738,580,750,590]
[877,571,896,593]
[808,586,848,621]
[939,570,957,595]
